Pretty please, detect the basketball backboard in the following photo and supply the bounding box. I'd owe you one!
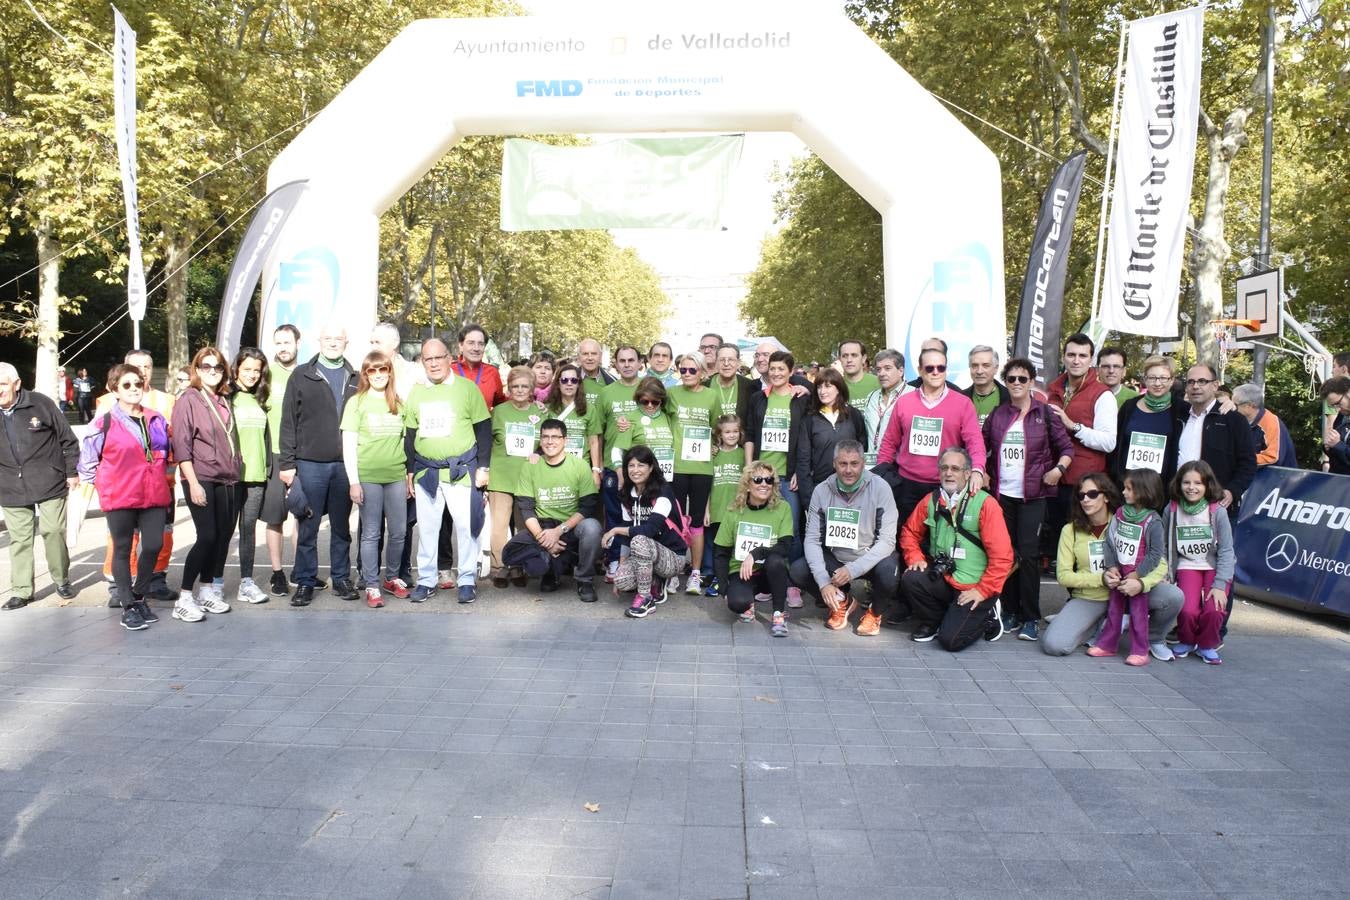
[1232,269,1284,346]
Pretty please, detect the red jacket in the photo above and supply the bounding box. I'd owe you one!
[79,408,172,511]
[453,358,506,410]
[1047,368,1110,485]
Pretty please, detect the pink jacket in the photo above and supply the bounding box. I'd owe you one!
[877,388,987,483]
[77,407,172,511]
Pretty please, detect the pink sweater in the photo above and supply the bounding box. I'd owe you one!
[877,388,987,483]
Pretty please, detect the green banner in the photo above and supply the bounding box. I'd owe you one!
[500,135,743,231]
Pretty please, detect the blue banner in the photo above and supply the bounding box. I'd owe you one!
[1234,467,1350,616]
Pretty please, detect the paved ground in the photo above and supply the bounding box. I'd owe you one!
[2,508,1350,898]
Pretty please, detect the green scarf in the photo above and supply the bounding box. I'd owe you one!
[1120,504,1151,524]
[835,474,864,494]
[1143,393,1172,412]
[1180,497,1208,516]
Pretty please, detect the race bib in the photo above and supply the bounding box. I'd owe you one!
[1176,524,1214,561]
[864,450,878,468]
[1126,432,1166,473]
[681,425,711,462]
[654,446,674,480]
[1000,430,1025,467]
[734,521,773,562]
[565,431,585,458]
[505,421,535,458]
[761,413,790,452]
[1113,521,1143,564]
[825,507,861,551]
[1088,540,1105,574]
[909,415,943,457]
[419,401,453,438]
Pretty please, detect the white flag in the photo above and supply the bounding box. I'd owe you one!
[112,6,146,321]
[1102,6,1204,337]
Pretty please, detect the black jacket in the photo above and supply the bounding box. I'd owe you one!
[1328,413,1350,475]
[1170,401,1258,504]
[794,407,868,502]
[745,389,813,476]
[279,356,357,468]
[0,390,78,507]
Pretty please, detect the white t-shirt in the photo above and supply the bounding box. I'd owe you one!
[998,419,1027,499]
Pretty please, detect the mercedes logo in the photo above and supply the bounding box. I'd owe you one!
[1265,533,1299,573]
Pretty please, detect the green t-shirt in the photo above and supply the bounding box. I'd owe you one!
[488,402,541,494]
[233,391,269,483]
[758,391,793,476]
[709,447,744,524]
[1113,385,1140,409]
[615,410,677,481]
[519,453,597,521]
[550,401,600,461]
[598,378,641,458]
[970,387,1002,425]
[668,385,719,476]
[403,377,489,484]
[340,391,407,484]
[582,376,607,410]
[845,373,880,414]
[708,378,743,420]
[715,499,795,570]
[267,365,294,453]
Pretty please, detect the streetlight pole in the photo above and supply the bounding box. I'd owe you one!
[1252,1,1276,388]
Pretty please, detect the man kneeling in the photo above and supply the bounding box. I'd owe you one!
[503,419,602,602]
[790,440,900,636]
[900,447,1013,650]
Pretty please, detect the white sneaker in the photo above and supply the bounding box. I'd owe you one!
[195,585,231,615]
[172,593,205,623]
[236,578,269,604]
[685,570,703,595]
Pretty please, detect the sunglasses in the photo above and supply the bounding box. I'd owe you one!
[197,363,225,373]
[923,364,947,374]
[364,365,390,375]
[638,398,662,407]
[750,475,776,485]
[1005,375,1031,384]
[559,376,580,385]
[1077,489,1104,500]
[118,380,143,390]
[677,367,700,375]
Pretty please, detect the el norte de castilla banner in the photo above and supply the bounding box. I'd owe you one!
[1102,6,1204,337]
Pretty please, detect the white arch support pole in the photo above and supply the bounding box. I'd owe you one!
[261,5,1004,380]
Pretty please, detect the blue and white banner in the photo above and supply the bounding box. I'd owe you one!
[1234,467,1350,617]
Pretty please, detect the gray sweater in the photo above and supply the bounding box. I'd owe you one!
[803,471,898,587]
[1101,509,1165,577]
[1162,501,1236,590]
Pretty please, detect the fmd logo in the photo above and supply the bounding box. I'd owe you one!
[516,79,583,97]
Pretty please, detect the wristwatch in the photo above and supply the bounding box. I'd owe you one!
[559,522,571,534]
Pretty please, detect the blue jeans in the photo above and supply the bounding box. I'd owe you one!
[294,460,352,587]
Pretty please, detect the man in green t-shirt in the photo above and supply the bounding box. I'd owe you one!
[1097,346,1139,409]
[262,323,301,598]
[503,419,601,602]
[959,345,1009,425]
[839,340,880,415]
[403,338,491,603]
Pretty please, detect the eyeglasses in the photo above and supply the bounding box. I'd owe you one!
[364,365,390,375]
[638,398,662,408]
[423,354,449,363]
[1076,489,1104,500]
[197,363,225,373]
[923,364,947,374]
[750,475,776,485]
[1185,378,1214,387]
[559,376,580,385]
[677,367,700,375]
[540,432,565,441]
[699,344,719,352]
[1005,375,1031,384]
[938,464,967,472]
[118,380,143,390]
[1144,375,1172,383]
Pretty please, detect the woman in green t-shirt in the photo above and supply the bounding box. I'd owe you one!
[713,460,795,637]
[613,377,678,484]
[668,353,720,596]
[340,352,410,608]
[546,362,602,483]
[231,347,273,605]
[488,366,542,588]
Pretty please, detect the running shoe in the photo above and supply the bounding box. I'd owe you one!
[237,578,269,605]
[1197,648,1222,665]
[626,594,655,619]
[172,593,205,623]
[786,587,803,609]
[268,571,290,597]
[382,578,411,599]
[365,587,385,608]
[685,570,703,595]
[120,605,149,631]
[771,612,788,637]
[196,586,231,615]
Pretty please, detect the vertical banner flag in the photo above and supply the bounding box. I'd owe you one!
[501,136,743,231]
[215,181,309,363]
[1102,6,1204,337]
[111,7,146,321]
[1014,150,1088,387]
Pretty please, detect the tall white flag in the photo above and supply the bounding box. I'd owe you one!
[1102,6,1204,337]
[112,6,146,322]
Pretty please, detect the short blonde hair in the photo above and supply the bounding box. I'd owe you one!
[731,461,783,511]
[1141,355,1174,377]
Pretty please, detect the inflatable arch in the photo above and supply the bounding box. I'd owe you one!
[262,5,1004,380]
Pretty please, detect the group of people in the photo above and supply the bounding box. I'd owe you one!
[2,327,1346,661]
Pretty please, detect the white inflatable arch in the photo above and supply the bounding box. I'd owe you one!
[263,5,1004,379]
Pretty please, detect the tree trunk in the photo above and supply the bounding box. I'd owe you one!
[33,218,61,399]
[164,232,191,378]
[1188,108,1251,368]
